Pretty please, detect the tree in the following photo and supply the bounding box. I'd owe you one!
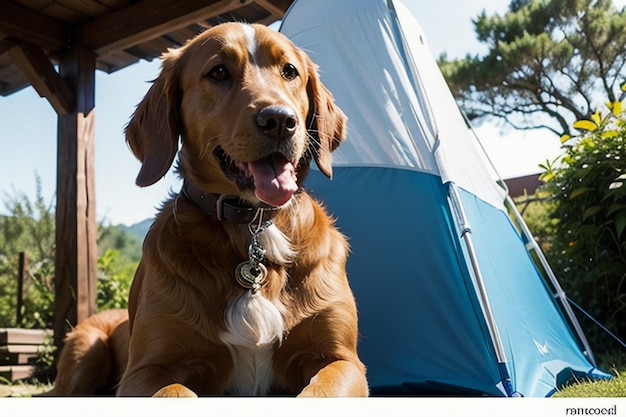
[0,177,56,328]
[438,0,626,136]
[98,224,143,262]
[97,249,137,311]
[0,177,143,328]
[539,100,626,356]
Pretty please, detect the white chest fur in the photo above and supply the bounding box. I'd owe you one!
[219,223,292,395]
[220,291,285,395]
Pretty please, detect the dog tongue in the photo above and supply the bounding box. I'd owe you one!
[248,154,297,207]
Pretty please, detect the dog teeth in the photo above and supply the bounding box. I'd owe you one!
[240,162,250,176]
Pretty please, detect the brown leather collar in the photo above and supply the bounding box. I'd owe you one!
[181,180,279,224]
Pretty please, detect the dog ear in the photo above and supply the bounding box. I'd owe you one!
[304,55,347,179]
[125,49,182,187]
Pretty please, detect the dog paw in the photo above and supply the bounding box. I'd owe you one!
[153,383,198,397]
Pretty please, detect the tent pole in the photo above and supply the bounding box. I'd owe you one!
[458,57,598,368]
[448,183,516,396]
[504,194,597,366]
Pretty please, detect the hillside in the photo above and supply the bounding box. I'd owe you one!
[120,218,153,240]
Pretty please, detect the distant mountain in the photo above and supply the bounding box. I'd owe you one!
[120,218,153,240]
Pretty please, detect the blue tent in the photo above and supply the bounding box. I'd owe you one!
[280,0,609,397]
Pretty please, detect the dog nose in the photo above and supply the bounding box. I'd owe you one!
[256,105,298,140]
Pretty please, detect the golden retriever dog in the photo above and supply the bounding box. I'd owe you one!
[44,309,129,396]
[47,22,367,397]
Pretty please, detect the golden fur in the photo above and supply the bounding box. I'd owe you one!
[47,22,367,397]
[44,309,129,396]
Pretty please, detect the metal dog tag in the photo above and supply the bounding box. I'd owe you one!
[234,209,272,293]
[235,261,268,293]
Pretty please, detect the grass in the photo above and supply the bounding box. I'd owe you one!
[0,378,51,397]
[553,370,626,397]
[552,348,626,397]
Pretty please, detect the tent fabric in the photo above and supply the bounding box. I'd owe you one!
[306,167,504,396]
[455,188,607,397]
[281,0,608,397]
[280,0,505,209]
[306,167,607,397]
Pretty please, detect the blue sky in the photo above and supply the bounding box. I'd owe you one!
[0,1,582,225]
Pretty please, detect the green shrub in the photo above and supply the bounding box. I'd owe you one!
[97,249,137,310]
[540,100,626,359]
[514,195,558,253]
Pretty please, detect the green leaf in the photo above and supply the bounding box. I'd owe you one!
[535,190,552,199]
[573,120,598,131]
[615,212,626,239]
[569,187,593,199]
[582,206,601,221]
[579,224,599,236]
[601,130,619,139]
[539,171,554,182]
[598,261,626,275]
[602,184,626,201]
[579,138,596,148]
[591,111,603,125]
[611,101,622,116]
[607,204,626,216]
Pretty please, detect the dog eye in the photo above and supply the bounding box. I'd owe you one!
[281,63,299,81]
[207,65,230,81]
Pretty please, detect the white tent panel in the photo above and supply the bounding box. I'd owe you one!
[281,0,506,208]
[282,0,437,170]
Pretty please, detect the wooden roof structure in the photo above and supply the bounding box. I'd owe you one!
[0,0,293,354]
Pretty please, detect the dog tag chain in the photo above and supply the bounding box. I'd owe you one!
[235,209,270,293]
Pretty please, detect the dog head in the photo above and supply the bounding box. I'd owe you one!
[125,22,346,207]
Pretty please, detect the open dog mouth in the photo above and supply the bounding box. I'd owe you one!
[214,146,298,207]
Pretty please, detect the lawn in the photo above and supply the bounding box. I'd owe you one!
[0,380,51,397]
[553,371,625,397]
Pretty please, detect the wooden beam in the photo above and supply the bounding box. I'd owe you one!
[0,0,67,51]
[53,46,98,355]
[0,39,14,55]
[7,42,74,115]
[248,0,287,26]
[255,0,286,18]
[78,0,247,55]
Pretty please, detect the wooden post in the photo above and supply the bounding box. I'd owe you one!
[17,252,27,327]
[53,46,98,353]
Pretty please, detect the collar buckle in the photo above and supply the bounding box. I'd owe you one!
[216,194,241,222]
